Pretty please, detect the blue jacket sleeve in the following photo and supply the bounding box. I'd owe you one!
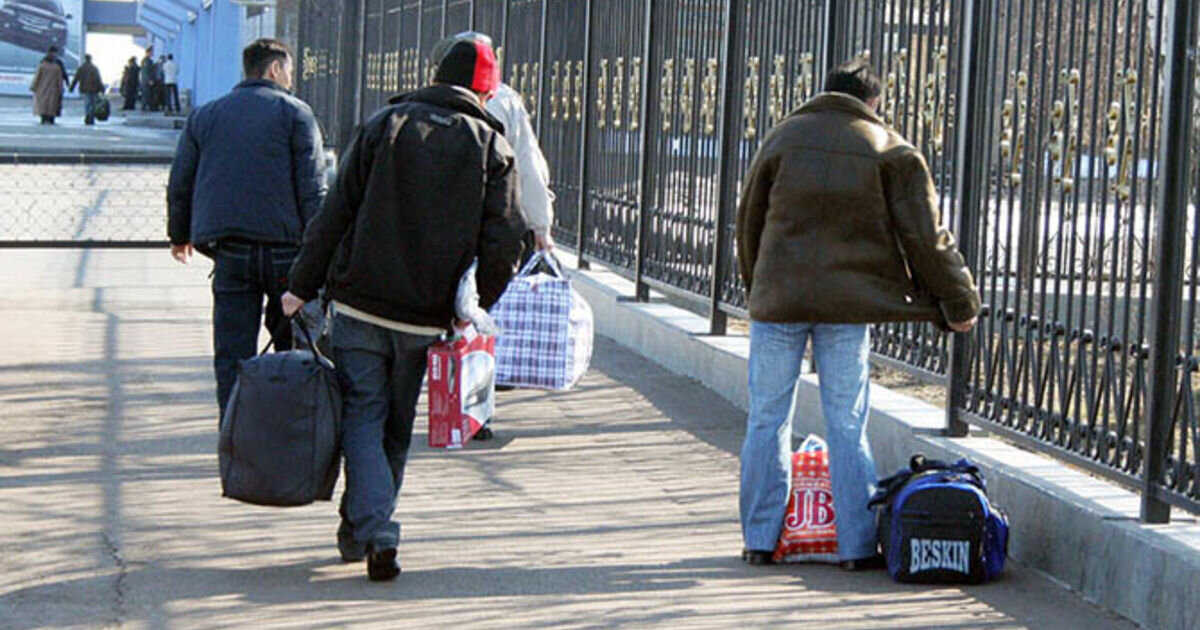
[291,106,328,227]
[167,116,200,245]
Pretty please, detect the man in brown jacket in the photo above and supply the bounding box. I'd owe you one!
[70,54,104,126]
[735,59,979,569]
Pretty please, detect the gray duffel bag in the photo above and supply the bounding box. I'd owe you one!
[218,318,341,506]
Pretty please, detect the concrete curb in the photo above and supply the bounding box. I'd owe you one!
[560,252,1200,630]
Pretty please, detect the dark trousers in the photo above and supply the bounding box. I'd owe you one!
[165,84,180,113]
[212,240,298,416]
[332,313,436,555]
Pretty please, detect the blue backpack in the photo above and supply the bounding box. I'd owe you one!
[869,455,1008,584]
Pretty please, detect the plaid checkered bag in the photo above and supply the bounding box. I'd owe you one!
[492,252,594,390]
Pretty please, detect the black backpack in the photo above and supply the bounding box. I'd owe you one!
[218,320,341,506]
[869,455,1009,584]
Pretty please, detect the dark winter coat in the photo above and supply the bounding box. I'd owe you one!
[71,62,103,95]
[167,79,327,250]
[120,63,139,98]
[288,84,527,329]
[736,92,980,327]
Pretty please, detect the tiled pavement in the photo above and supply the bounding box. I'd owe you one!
[0,249,1137,629]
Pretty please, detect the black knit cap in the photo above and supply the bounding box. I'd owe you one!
[433,38,498,94]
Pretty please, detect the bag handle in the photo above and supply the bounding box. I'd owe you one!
[867,454,986,509]
[258,313,323,362]
[516,250,567,280]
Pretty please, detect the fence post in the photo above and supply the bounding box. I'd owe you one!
[535,0,549,140]
[822,0,839,71]
[575,0,594,270]
[943,0,990,438]
[632,0,655,302]
[1143,0,1196,524]
[707,0,745,336]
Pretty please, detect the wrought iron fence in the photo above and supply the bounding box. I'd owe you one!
[294,0,1200,521]
[0,155,171,247]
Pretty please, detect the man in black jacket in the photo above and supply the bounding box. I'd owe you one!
[167,38,327,418]
[282,38,525,581]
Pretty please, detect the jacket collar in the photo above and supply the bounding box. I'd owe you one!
[793,92,886,126]
[388,84,505,133]
[234,78,292,95]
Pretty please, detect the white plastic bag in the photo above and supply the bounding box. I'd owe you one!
[454,259,500,336]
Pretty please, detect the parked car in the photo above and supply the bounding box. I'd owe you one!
[0,0,70,53]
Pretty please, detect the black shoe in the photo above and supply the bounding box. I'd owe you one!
[366,546,400,581]
[338,536,365,562]
[840,554,886,571]
[742,549,775,565]
[473,424,494,441]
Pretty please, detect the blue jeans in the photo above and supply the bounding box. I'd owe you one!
[83,92,98,124]
[740,321,878,561]
[211,240,296,416]
[332,313,438,555]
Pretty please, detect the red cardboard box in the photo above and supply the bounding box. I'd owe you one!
[426,327,496,449]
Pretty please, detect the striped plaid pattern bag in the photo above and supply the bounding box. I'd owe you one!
[492,252,594,390]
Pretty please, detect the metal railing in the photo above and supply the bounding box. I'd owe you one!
[293,0,1200,522]
[0,155,171,248]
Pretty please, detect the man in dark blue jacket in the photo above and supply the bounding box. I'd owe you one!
[167,38,327,417]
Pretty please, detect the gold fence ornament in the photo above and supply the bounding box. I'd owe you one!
[661,59,675,132]
[597,59,608,128]
[574,60,584,121]
[769,55,787,126]
[551,61,560,120]
[613,57,625,129]
[701,58,717,135]
[302,47,319,81]
[628,58,641,130]
[744,56,760,139]
[681,58,696,134]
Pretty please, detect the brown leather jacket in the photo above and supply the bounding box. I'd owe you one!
[736,92,980,326]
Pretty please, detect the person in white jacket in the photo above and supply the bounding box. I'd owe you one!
[433,32,555,254]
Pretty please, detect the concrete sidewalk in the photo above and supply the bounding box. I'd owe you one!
[0,95,179,156]
[0,249,1137,629]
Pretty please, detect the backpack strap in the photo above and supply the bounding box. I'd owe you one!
[868,454,987,509]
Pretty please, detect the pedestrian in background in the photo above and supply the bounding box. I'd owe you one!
[281,37,525,582]
[155,55,168,112]
[120,57,139,110]
[436,33,556,257]
[47,46,69,88]
[735,59,980,570]
[30,52,64,125]
[70,54,104,126]
[429,31,557,425]
[140,48,158,111]
[167,38,327,417]
[162,54,180,114]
